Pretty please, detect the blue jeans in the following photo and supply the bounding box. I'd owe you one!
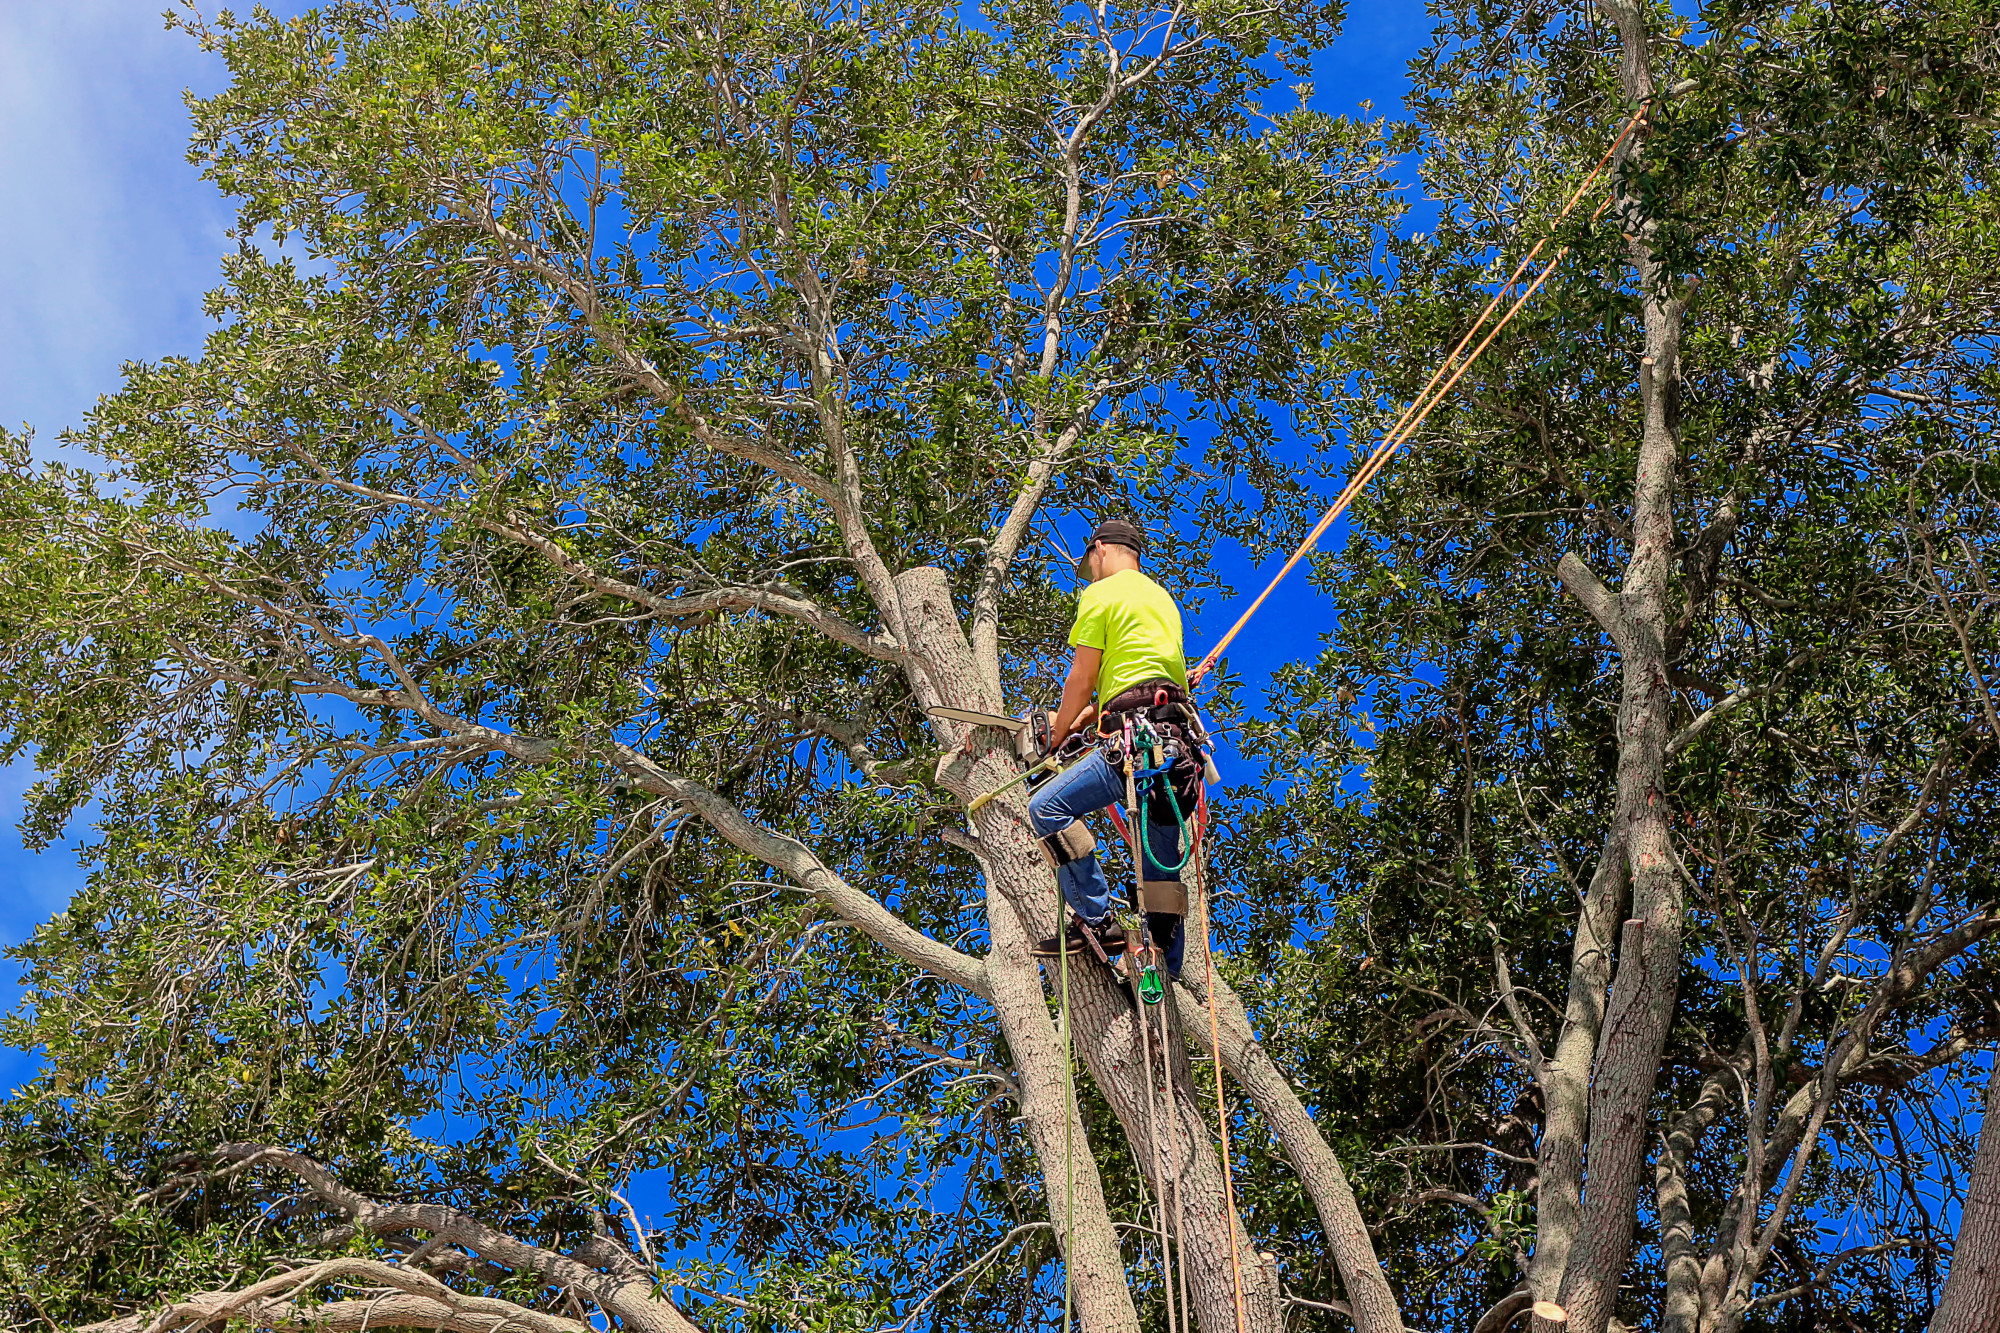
[1026,746,1189,976]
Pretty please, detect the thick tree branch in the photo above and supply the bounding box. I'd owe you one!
[206,1146,678,1326]
[77,1259,598,1333]
[484,509,903,660]
[631,767,990,999]
[1175,970,1405,1333]
[1556,552,1623,647]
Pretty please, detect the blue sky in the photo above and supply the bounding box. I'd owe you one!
[0,0,299,1090]
[0,0,1434,1088]
[0,2,248,1087]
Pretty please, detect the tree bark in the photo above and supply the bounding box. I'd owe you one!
[1931,1057,2000,1333]
[1525,831,1630,1304]
[892,567,1143,1333]
[1178,968,1404,1333]
[1534,9,1689,1331]
[896,566,1279,1332]
[1656,1070,1735,1333]
[78,1257,614,1333]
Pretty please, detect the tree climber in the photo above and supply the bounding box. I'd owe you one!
[1027,518,1206,979]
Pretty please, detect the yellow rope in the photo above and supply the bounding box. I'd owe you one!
[1032,109,1654,1328]
[1122,736,1182,1333]
[1163,996,1192,1328]
[1201,863,1251,1333]
[1187,100,1652,687]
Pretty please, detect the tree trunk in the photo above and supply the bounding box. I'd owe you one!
[1533,10,1689,1331]
[1656,1071,1733,1333]
[896,567,1277,1332]
[1184,970,1406,1333]
[893,567,1140,1333]
[1932,1058,2000,1333]
[1526,841,1631,1304]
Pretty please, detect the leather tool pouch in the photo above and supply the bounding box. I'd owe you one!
[1139,879,1188,915]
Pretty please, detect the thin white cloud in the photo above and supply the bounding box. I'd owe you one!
[0,0,237,438]
[0,1,312,1027]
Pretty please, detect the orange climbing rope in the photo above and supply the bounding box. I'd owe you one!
[1200,827,1250,1333]
[1186,100,1652,687]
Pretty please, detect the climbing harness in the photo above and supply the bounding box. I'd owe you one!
[1186,99,1653,687]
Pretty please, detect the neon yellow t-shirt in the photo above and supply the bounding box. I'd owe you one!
[1069,568,1188,704]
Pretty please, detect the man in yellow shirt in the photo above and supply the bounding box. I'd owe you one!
[1027,519,1203,976]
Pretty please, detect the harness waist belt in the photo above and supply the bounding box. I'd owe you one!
[1100,678,1187,717]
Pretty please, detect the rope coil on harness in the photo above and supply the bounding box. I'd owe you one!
[1187,99,1652,687]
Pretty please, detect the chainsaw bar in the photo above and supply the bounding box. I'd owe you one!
[926,706,1029,734]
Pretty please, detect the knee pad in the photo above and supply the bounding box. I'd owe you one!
[1139,879,1187,914]
[1040,822,1097,869]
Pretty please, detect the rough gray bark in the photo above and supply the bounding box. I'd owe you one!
[893,567,1143,1333]
[1524,836,1630,1304]
[1532,8,1689,1331]
[1931,1058,2000,1332]
[1179,969,1405,1333]
[176,1147,696,1333]
[1656,1070,1736,1333]
[81,1273,594,1333]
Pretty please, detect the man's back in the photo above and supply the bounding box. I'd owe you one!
[1070,567,1187,705]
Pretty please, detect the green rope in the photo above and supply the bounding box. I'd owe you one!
[1134,727,1195,876]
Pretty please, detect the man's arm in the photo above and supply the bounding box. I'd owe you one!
[1050,647,1102,747]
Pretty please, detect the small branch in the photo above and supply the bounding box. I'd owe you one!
[636,769,990,999]
[1745,1238,1924,1310]
[484,511,903,661]
[1491,934,1548,1083]
[1283,1293,1356,1321]
[869,1223,1051,1333]
[1666,644,1824,756]
[1556,552,1623,646]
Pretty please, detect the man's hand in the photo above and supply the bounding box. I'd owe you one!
[1045,705,1097,751]
[1050,647,1102,747]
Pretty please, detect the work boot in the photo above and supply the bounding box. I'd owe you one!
[1031,915,1128,959]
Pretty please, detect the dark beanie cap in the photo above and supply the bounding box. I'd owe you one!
[1088,518,1146,554]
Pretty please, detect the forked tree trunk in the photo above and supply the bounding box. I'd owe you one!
[894,567,1282,1333]
[1532,8,1689,1330]
[1933,1058,2000,1333]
